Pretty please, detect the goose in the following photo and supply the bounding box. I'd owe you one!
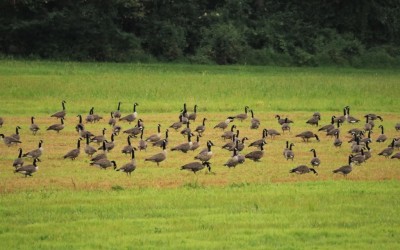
[275,115,293,125]
[235,106,249,122]
[191,135,201,151]
[11,126,21,140]
[90,159,117,170]
[214,117,235,130]
[222,134,237,151]
[116,149,136,176]
[266,128,281,139]
[153,129,169,148]
[283,141,289,158]
[114,102,122,119]
[378,139,396,158]
[170,115,183,131]
[333,108,346,124]
[395,123,400,131]
[347,127,363,137]
[249,129,267,148]
[281,118,291,134]
[119,102,138,124]
[333,156,353,176]
[145,139,167,166]
[351,150,366,165]
[22,140,43,160]
[221,125,236,140]
[47,118,65,133]
[50,100,66,119]
[236,137,248,152]
[245,141,266,162]
[90,141,107,163]
[319,116,335,132]
[84,134,97,157]
[123,119,143,137]
[188,105,198,121]
[138,127,147,151]
[364,114,383,121]
[360,130,372,144]
[290,165,318,175]
[194,140,214,162]
[309,149,321,167]
[351,137,363,153]
[195,118,207,136]
[91,128,107,144]
[29,117,40,135]
[13,148,24,168]
[145,124,161,142]
[181,161,211,174]
[171,133,194,153]
[362,141,372,161]
[391,152,400,159]
[76,124,94,139]
[181,109,189,124]
[122,135,135,154]
[364,116,373,131]
[0,133,22,147]
[108,112,116,127]
[326,121,341,137]
[85,107,95,123]
[224,148,239,168]
[63,139,81,160]
[295,131,320,142]
[306,115,319,126]
[0,117,3,127]
[333,131,343,147]
[75,114,85,132]
[345,106,360,123]
[14,158,39,177]
[180,121,191,137]
[393,138,400,150]
[250,109,261,129]
[284,143,295,161]
[100,133,116,152]
[92,109,103,123]
[376,125,387,143]
[112,124,122,135]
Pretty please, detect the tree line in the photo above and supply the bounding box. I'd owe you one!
[1,0,399,66]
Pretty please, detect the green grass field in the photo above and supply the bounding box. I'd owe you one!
[0,60,399,249]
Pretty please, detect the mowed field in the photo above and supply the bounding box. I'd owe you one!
[0,60,400,249]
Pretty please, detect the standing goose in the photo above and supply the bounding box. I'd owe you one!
[351,137,363,153]
[250,110,261,129]
[76,124,94,139]
[14,158,39,177]
[145,124,162,143]
[326,121,341,137]
[345,106,360,123]
[112,124,122,135]
[235,106,249,122]
[75,114,85,132]
[376,125,387,143]
[245,141,266,162]
[362,141,372,161]
[284,143,295,161]
[191,136,201,151]
[29,117,40,135]
[236,137,249,152]
[84,134,97,157]
[63,139,81,160]
[391,152,400,159]
[23,140,43,160]
[275,115,294,125]
[153,129,169,148]
[306,115,320,127]
[283,141,289,158]
[214,117,235,130]
[171,133,193,153]
[333,156,353,176]
[11,126,22,141]
[145,140,167,166]
[333,131,343,147]
[123,119,143,137]
[90,141,107,163]
[116,149,136,176]
[222,134,237,151]
[90,159,117,170]
[266,128,281,139]
[180,121,191,137]
[195,118,207,137]
[364,116,373,132]
[194,140,214,162]
[290,165,318,175]
[13,148,24,168]
[249,129,267,148]
[50,100,66,119]
[360,130,372,144]
[221,125,237,140]
[181,109,189,124]
[120,102,139,124]
[224,148,240,168]
[170,115,183,131]
[295,131,320,142]
[122,135,135,154]
[351,150,366,165]
[47,118,65,133]
[319,116,336,132]
[181,161,211,174]
[378,139,396,158]
[108,112,117,127]
[309,149,321,167]
[333,108,346,124]
[101,133,116,152]
[0,134,22,147]
[114,102,122,119]
[92,109,103,123]
[91,128,107,144]
[138,127,147,151]
[281,118,291,134]
[188,105,198,121]
[85,107,95,123]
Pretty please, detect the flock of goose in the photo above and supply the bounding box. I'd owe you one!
[0,101,399,179]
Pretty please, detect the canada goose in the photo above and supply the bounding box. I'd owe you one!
[180,121,191,137]
[0,133,22,147]
[347,127,363,137]
[138,127,147,151]
[92,109,103,123]
[100,133,116,152]
[295,131,320,142]
[29,117,40,135]
[122,135,135,154]
[290,165,318,175]
[221,125,236,140]
[360,130,372,144]
[351,137,364,153]
[250,110,260,129]
[283,141,289,157]
[306,115,319,126]
[333,131,342,147]
[376,125,387,143]
[145,124,161,142]
[309,149,321,167]
[112,124,122,135]
[284,143,295,161]
[266,128,281,139]
[235,106,249,122]
[90,141,107,162]
[224,148,239,168]
[63,139,81,160]
[153,129,169,148]
[333,108,346,124]
[378,139,396,158]
[123,119,143,137]
[351,150,366,165]
[120,102,138,124]
[364,116,373,132]
[145,139,167,166]
[391,152,400,159]
[13,148,24,168]
[108,112,116,127]
[245,141,266,162]
[114,102,122,119]
[84,134,97,157]
[90,159,117,170]
[249,129,267,148]
[170,115,183,131]
[194,140,214,162]
[116,149,136,176]
[236,137,248,152]
[181,109,189,124]
[345,106,360,123]
[22,140,43,159]
[395,123,400,131]
[0,117,3,127]
[188,105,198,121]
[222,134,237,151]
[181,161,211,174]
[362,141,372,161]
[364,114,383,121]
[191,136,201,151]
[326,121,341,137]
[281,118,291,134]
[275,115,293,125]
[91,128,107,144]
[75,114,85,133]
[195,118,207,136]
[50,100,66,119]
[214,117,235,130]
[171,133,193,153]
[11,126,21,140]
[85,107,95,123]
[47,118,65,133]
[14,158,39,177]
[76,124,94,139]
[333,156,353,176]
[319,116,335,132]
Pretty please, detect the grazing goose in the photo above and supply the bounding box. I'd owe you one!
[245,141,266,162]
[224,148,239,168]
[250,110,261,129]
[345,106,360,123]
[63,139,81,160]
[295,131,320,142]
[11,126,21,140]
[249,129,267,148]
[376,125,387,143]
[290,165,318,175]
[333,156,353,176]
[171,133,193,153]
[195,118,207,137]
[90,141,107,163]
[108,112,116,127]
[76,124,94,139]
[306,115,320,127]
[120,102,139,124]
[333,108,346,124]
[0,116,3,127]
[13,148,24,168]
[364,114,383,121]
[153,129,169,148]
[123,119,143,137]
[101,133,116,152]
[347,127,363,137]
[47,118,65,133]
[194,140,214,162]
[180,121,191,137]
[91,128,107,144]
[23,140,43,160]
[0,133,22,147]
[378,139,396,158]
[284,143,295,161]
[116,149,136,176]
[122,135,135,154]
[84,134,97,157]
[275,115,293,125]
[145,124,161,142]
[235,106,249,122]
[395,123,400,131]
[309,149,321,167]
[188,105,198,121]
[221,125,237,141]
[391,152,400,159]
[319,116,335,132]
[326,121,341,137]
[191,135,201,151]
[170,115,183,131]
[181,161,211,174]
[14,158,39,177]
[90,159,117,170]
[214,117,235,130]
[281,118,291,134]
[351,150,366,165]
[145,140,167,166]
[50,100,66,119]
[138,128,147,151]
[114,102,122,119]
[266,128,281,139]
[29,117,40,135]
[333,131,343,147]
[85,107,95,123]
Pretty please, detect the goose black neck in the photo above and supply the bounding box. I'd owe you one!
[18,148,22,157]
[77,139,81,149]
[62,101,65,110]
[86,134,90,145]
[313,150,317,157]
[117,102,121,110]
[131,149,135,159]
[31,117,34,124]
[202,118,206,126]
[127,136,131,145]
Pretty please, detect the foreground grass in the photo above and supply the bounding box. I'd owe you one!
[0,181,399,249]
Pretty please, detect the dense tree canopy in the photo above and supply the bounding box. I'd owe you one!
[1,0,399,66]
